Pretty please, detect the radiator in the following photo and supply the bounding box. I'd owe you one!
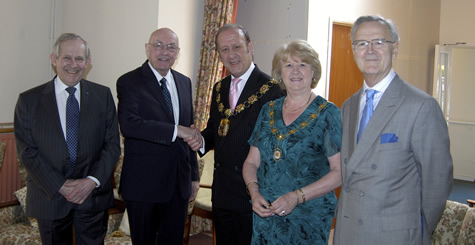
[0,133,22,205]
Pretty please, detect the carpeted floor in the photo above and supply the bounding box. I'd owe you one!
[448,179,475,204]
[188,231,212,245]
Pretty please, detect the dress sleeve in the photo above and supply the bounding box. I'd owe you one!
[323,103,342,157]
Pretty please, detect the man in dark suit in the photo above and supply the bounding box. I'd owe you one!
[196,24,284,245]
[14,33,120,245]
[116,28,199,245]
[333,15,453,245]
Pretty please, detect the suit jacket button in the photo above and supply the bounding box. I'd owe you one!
[234,165,238,171]
[358,219,363,225]
[371,164,377,170]
[344,158,348,164]
[359,191,364,197]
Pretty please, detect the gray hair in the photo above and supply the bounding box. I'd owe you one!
[52,33,90,59]
[350,15,400,43]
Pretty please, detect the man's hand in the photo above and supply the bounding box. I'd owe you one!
[189,181,200,201]
[60,178,96,204]
[59,179,75,197]
[179,125,203,151]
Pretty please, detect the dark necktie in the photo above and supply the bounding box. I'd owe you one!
[357,89,377,142]
[160,78,174,117]
[66,87,79,170]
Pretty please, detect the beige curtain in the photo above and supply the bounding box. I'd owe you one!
[193,0,238,131]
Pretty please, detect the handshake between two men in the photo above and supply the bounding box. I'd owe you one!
[177,125,203,152]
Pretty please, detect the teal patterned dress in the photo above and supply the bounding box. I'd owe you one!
[248,96,341,245]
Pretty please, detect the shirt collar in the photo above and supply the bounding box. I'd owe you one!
[231,62,255,82]
[148,62,172,85]
[54,76,80,94]
[363,69,396,93]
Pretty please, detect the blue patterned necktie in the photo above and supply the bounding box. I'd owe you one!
[160,78,174,117]
[357,89,377,143]
[66,87,79,170]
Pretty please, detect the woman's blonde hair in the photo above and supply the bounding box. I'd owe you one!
[271,40,321,90]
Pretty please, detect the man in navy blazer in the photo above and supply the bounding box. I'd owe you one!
[333,16,453,245]
[117,28,200,245]
[15,33,120,245]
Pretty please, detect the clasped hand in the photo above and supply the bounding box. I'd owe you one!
[59,178,96,204]
[251,191,298,218]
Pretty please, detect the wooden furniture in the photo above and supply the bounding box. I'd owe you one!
[467,199,475,207]
[184,151,215,245]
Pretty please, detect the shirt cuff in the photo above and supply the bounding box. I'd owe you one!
[172,125,177,142]
[87,176,100,188]
[199,136,205,154]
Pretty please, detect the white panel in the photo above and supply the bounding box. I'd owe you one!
[450,48,475,122]
[448,123,475,180]
[433,44,475,180]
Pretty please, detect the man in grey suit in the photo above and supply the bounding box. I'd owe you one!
[15,33,120,245]
[333,15,453,245]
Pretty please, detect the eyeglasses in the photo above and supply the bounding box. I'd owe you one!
[148,42,179,53]
[352,38,395,50]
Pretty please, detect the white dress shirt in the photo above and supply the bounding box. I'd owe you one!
[358,69,396,126]
[54,78,100,187]
[148,62,180,141]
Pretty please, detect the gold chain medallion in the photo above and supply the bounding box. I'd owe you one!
[269,100,327,161]
[216,79,278,137]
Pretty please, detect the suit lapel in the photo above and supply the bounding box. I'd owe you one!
[347,90,362,158]
[41,80,65,142]
[346,76,405,179]
[172,70,186,125]
[78,80,91,144]
[236,66,264,106]
[221,76,232,109]
[141,62,174,121]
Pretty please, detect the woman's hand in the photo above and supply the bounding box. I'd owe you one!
[251,192,274,218]
[270,191,299,217]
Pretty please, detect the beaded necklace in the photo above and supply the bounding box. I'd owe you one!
[269,99,327,161]
[216,78,278,137]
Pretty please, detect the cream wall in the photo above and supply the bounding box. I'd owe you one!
[307,0,440,98]
[59,0,204,108]
[0,0,55,123]
[236,0,309,76]
[235,0,440,99]
[1,0,474,123]
[440,0,475,44]
[0,0,204,123]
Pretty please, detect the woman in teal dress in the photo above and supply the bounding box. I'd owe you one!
[242,40,342,245]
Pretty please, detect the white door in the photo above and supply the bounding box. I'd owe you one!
[433,44,475,181]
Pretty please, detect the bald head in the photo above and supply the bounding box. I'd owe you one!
[146,28,180,76]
